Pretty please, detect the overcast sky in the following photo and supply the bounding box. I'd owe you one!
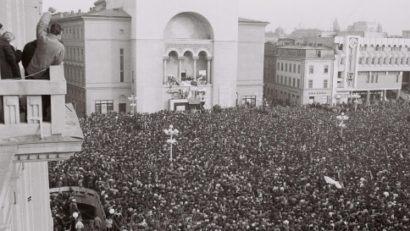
[42,0,410,35]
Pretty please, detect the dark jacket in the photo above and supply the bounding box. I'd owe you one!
[22,40,37,75]
[0,38,21,79]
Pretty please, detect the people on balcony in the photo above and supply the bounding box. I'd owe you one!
[0,31,21,79]
[26,8,65,80]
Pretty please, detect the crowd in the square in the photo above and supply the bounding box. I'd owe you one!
[49,101,410,230]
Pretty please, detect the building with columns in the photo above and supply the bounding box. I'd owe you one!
[57,0,268,114]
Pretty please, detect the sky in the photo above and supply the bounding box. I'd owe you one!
[42,0,410,35]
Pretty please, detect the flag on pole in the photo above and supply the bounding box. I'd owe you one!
[324,176,343,189]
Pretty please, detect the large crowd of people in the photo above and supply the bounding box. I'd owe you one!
[50,101,410,230]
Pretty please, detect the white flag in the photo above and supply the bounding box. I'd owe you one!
[324,176,343,189]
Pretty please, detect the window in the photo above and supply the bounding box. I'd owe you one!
[285,63,288,72]
[297,79,300,88]
[292,78,296,87]
[324,65,329,74]
[371,75,374,83]
[298,64,301,73]
[242,95,257,107]
[277,62,280,70]
[338,72,342,78]
[95,100,114,114]
[359,57,363,64]
[293,64,296,73]
[284,76,288,85]
[340,58,344,64]
[308,80,313,88]
[366,74,370,83]
[375,74,378,83]
[372,58,375,64]
[316,50,322,57]
[120,49,124,82]
[323,80,328,89]
[281,63,283,71]
[309,65,314,74]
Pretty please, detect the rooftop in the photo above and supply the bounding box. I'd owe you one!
[238,17,269,25]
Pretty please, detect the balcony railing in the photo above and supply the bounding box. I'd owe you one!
[0,65,83,162]
[0,65,66,139]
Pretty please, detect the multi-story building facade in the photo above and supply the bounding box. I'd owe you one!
[55,7,132,116]
[265,26,410,105]
[57,0,268,115]
[265,46,334,105]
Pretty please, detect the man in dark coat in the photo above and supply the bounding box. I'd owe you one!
[22,40,37,76]
[0,31,21,79]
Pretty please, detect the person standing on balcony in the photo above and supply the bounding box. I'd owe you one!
[26,7,65,80]
[0,31,21,79]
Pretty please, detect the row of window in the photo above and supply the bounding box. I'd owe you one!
[359,45,410,52]
[64,65,85,84]
[307,79,329,89]
[358,56,410,65]
[276,75,301,88]
[94,100,127,114]
[309,65,329,74]
[364,72,401,84]
[277,62,301,74]
[65,47,84,62]
[62,26,83,40]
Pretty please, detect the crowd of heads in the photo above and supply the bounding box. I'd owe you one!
[50,101,410,230]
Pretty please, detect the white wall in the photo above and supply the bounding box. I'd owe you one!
[237,22,267,105]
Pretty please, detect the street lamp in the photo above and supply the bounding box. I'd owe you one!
[128,94,138,115]
[336,112,349,137]
[163,125,179,162]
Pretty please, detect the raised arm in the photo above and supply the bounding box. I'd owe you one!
[36,8,56,41]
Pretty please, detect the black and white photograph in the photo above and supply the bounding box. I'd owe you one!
[0,0,410,230]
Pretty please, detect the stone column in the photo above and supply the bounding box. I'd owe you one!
[193,56,198,80]
[207,57,212,84]
[178,57,184,82]
[163,57,168,84]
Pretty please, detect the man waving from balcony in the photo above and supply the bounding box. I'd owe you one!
[26,7,65,80]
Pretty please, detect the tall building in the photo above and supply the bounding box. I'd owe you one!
[57,0,268,114]
[264,30,410,105]
[54,7,132,116]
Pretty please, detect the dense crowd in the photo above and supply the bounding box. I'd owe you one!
[50,101,410,230]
